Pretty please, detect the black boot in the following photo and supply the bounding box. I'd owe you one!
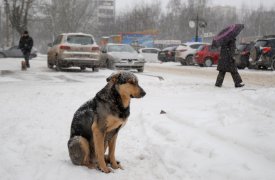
[26,61,30,68]
[235,83,245,88]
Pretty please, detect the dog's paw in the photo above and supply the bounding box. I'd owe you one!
[86,163,96,169]
[111,162,124,170]
[98,166,113,173]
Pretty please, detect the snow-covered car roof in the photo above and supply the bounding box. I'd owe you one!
[61,32,94,37]
[182,42,210,46]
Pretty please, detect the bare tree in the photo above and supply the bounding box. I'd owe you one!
[113,2,161,34]
[4,0,34,34]
[41,0,98,39]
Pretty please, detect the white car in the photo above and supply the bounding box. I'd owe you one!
[175,42,209,65]
[47,33,100,71]
[138,48,160,63]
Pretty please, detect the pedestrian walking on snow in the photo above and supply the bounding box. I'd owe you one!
[19,31,33,68]
[215,38,244,88]
[212,24,245,88]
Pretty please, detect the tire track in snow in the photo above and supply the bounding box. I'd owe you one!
[166,112,275,163]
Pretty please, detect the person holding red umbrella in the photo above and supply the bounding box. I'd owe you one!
[213,24,245,88]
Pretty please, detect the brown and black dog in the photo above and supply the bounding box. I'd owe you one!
[68,71,146,173]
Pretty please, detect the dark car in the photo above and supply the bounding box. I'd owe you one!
[249,37,275,70]
[194,45,220,67]
[0,46,37,58]
[234,42,254,69]
[158,46,177,62]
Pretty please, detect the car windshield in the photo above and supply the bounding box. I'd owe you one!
[108,45,136,53]
[66,35,94,45]
[255,40,267,47]
[237,44,247,51]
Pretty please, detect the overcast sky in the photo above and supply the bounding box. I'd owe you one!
[116,0,275,13]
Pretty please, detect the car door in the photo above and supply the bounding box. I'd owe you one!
[150,48,160,62]
[140,49,155,62]
[211,47,220,64]
[7,46,23,57]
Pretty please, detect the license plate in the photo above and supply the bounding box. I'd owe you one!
[74,54,89,58]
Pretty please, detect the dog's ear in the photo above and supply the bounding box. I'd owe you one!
[106,73,121,83]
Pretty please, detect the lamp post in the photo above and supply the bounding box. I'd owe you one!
[0,5,2,47]
[189,12,207,42]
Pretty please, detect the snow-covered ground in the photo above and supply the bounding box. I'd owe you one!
[1,55,275,180]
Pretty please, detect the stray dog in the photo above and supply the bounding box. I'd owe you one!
[21,61,27,71]
[68,71,146,173]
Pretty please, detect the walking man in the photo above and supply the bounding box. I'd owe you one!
[19,31,33,68]
[215,38,244,88]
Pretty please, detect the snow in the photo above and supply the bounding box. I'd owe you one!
[1,55,275,180]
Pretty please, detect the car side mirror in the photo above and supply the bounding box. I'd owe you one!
[48,43,53,47]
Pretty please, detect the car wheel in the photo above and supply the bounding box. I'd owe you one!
[137,68,144,72]
[80,66,86,71]
[237,66,245,70]
[106,59,114,69]
[186,55,194,65]
[204,58,213,67]
[0,53,6,58]
[92,67,99,72]
[55,57,62,71]
[180,59,187,65]
[271,58,275,71]
[248,62,255,69]
[47,59,54,69]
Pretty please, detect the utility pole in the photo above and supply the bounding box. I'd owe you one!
[195,12,199,42]
[5,3,10,47]
[0,6,2,48]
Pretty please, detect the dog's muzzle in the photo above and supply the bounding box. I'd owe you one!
[140,87,146,97]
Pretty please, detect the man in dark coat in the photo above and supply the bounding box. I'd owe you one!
[215,38,244,88]
[19,31,33,68]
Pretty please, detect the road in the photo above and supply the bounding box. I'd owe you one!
[145,63,275,87]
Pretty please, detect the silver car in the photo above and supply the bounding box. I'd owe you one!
[0,46,37,58]
[100,43,145,72]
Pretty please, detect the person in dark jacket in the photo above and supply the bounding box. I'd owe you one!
[215,38,244,88]
[19,31,33,68]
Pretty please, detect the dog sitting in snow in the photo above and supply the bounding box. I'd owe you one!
[68,71,146,173]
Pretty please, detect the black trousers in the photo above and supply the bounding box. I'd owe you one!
[215,70,242,86]
[23,51,31,67]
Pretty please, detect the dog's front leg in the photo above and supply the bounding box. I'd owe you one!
[108,134,123,170]
[92,122,112,173]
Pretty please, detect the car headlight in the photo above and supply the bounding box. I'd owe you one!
[139,58,145,62]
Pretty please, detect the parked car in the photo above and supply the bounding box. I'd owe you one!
[138,48,160,63]
[0,45,37,58]
[47,33,100,71]
[175,42,209,65]
[234,42,254,69]
[158,46,177,62]
[194,45,220,67]
[249,37,275,70]
[100,43,145,72]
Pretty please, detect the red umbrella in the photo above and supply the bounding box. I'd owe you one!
[212,24,244,47]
